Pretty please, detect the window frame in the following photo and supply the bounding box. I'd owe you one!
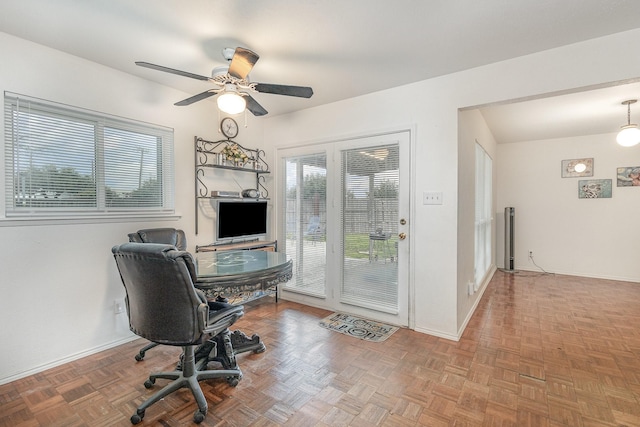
[2,92,177,225]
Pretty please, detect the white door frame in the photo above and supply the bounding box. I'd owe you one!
[275,127,415,329]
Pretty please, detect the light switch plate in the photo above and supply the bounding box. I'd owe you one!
[423,191,443,205]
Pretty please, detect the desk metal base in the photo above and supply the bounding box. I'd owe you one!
[192,251,290,369]
[193,330,266,370]
[229,330,267,354]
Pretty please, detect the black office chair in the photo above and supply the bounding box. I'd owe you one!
[127,227,187,360]
[128,227,187,250]
[112,242,244,424]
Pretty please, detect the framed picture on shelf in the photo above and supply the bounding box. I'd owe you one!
[578,179,612,199]
[561,158,593,178]
[616,166,640,187]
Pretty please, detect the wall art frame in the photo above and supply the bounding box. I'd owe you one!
[616,166,640,187]
[578,179,612,199]
[561,158,593,178]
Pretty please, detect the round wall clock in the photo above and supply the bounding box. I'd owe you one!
[220,117,239,139]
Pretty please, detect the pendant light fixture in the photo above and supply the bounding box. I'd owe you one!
[616,99,640,147]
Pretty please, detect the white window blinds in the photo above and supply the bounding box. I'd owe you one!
[475,142,493,284]
[283,153,327,296]
[4,92,174,218]
[341,145,399,312]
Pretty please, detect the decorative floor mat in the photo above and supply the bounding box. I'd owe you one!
[318,312,398,342]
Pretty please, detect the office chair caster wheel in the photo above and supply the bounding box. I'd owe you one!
[134,352,144,361]
[131,410,144,424]
[143,378,155,388]
[193,410,206,423]
[227,376,240,387]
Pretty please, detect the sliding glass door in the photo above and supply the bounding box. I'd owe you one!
[278,131,410,326]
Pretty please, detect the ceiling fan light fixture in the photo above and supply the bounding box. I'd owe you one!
[617,100,640,147]
[217,86,246,115]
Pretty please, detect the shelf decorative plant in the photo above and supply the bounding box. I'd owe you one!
[221,143,248,166]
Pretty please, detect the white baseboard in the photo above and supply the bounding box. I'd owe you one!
[516,267,639,283]
[456,265,496,339]
[413,325,460,341]
[0,335,138,386]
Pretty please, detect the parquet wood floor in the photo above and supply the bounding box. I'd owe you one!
[2,271,640,426]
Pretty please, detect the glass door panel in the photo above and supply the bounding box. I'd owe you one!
[341,144,399,313]
[282,153,327,297]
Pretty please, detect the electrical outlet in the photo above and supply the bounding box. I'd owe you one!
[114,299,124,314]
[423,191,443,205]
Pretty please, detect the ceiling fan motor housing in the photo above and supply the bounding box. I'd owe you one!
[222,47,235,61]
[212,65,230,79]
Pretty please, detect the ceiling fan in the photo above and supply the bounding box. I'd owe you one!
[136,47,313,116]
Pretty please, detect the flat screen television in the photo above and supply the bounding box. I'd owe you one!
[216,199,268,242]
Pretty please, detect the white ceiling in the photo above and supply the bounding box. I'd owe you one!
[2,0,640,143]
[479,80,640,143]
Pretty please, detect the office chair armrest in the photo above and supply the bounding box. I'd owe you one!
[204,305,244,336]
[197,303,208,332]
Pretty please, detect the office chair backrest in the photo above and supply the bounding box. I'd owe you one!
[112,242,207,346]
[128,228,187,251]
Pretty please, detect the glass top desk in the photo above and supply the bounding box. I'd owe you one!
[194,250,293,302]
[194,250,291,355]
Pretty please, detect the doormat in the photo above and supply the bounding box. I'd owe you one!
[318,313,398,342]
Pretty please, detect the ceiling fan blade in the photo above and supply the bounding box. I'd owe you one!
[136,61,210,81]
[174,90,218,106]
[228,47,260,80]
[254,83,313,98]
[245,95,268,116]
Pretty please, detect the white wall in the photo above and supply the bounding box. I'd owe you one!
[496,133,640,281]
[457,109,498,330]
[2,26,640,382]
[0,32,265,383]
[265,28,640,340]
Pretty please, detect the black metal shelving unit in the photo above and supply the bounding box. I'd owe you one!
[194,136,270,235]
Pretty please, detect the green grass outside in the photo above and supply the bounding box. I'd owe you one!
[289,232,396,259]
[345,233,397,259]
